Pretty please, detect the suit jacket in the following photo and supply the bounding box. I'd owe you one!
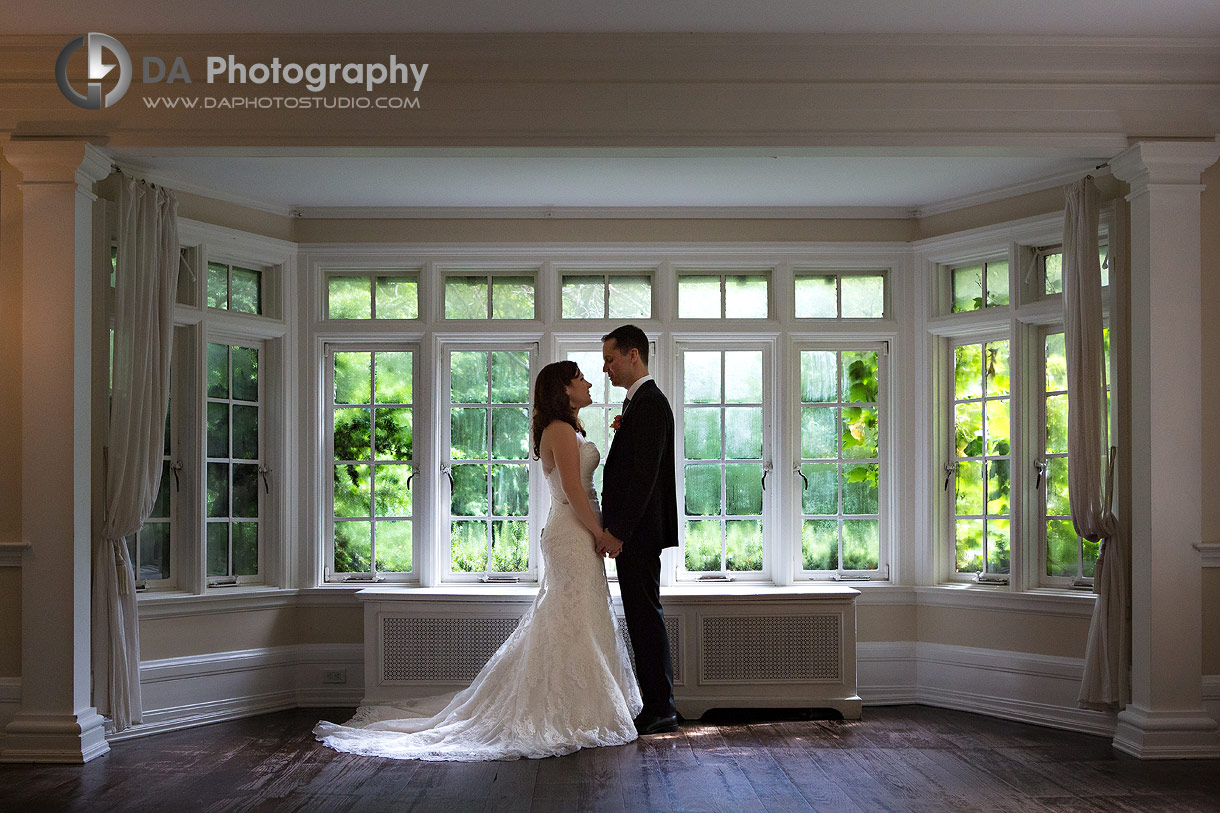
[601,379,679,553]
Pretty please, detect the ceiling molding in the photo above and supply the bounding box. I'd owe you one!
[914,163,1109,217]
[112,160,298,218]
[294,205,918,220]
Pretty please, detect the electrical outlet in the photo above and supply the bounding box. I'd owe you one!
[322,668,347,684]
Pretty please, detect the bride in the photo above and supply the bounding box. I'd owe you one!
[314,360,643,760]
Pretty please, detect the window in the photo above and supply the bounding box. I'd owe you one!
[794,272,886,319]
[328,348,416,580]
[677,272,769,319]
[949,259,1009,313]
[205,341,263,583]
[797,347,884,576]
[445,347,535,579]
[1041,246,1110,297]
[327,271,419,319]
[949,338,1011,580]
[679,348,768,578]
[208,261,263,315]
[561,273,652,319]
[125,399,175,587]
[444,273,535,319]
[1040,328,1111,585]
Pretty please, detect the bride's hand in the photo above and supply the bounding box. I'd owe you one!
[610,414,622,431]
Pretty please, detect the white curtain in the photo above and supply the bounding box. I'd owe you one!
[91,177,180,732]
[1065,177,1129,711]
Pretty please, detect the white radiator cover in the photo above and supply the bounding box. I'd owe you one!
[359,585,861,719]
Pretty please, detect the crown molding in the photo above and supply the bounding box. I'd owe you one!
[914,163,1105,218]
[295,205,917,220]
[110,159,297,218]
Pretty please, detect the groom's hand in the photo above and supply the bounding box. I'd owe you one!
[610,414,622,431]
[598,530,624,559]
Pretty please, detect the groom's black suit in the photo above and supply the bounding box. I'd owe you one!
[601,378,678,718]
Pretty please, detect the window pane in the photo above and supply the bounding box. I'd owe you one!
[1046,520,1077,577]
[450,352,488,403]
[375,352,413,404]
[140,523,171,581]
[608,276,651,319]
[1046,457,1070,515]
[954,344,982,400]
[1044,252,1063,296]
[1045,394,1069,454]
[335,521,371,573]
[684,464,721,516]
[841,275,884,318]
[843,520,879,570]
[951,264,983,313]
[451,408,488,460]
[800,351,837,403]
[490,521,529,572]
[955,519,983,572]
[207,262,229,309]
[725,464,762,515]
[206,523,229,576]
[954,402,983,458]
[801,463,837,515]
[491,407,529,460]
[1045,333,1068,392]
[451,464,489,516]
[451,520,488,572]
[333,408,371,461]
[231,346,258,402]
[446,276,488,319]
[678,276,720,318]
[375,276,418,319]
[795,275,837,318]
[724,407,762,459]
[326,277,368,317]
[334,352,371,405]
[683,408,722,459]
[207,342,229,398]
[725,351,762,403]
[374,464,413,518]
[334,464,371,517]
[491,351,530,404]
[843,351,878,404]
[684,520,721,571]
[802,520,838,570]
[207,402,229,458]
[231,267,262,315]
[151,461,171,517]
[492,464,528,516]
[725,276,767,318]
[984,341,1009,397]
[841,406,878,459]
[801,407,837,459]
[562,275,604,319]
[374,408,412,460]
[725,520,762,571]
[987,459,1010,515]
[206,462,228,517]
[233,522,259,575]
[491,276,534,319]
[232,464,258,518]
[985,261,1009,308]
[842,464,879,514]
[684,352,721,404]
[987,518,1010,574]
[985,400,1009,456]
[376,521,413,572]
[231,404,259,460]
[955,461,984,515]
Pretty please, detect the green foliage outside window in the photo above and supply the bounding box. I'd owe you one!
[952,340,1010,575]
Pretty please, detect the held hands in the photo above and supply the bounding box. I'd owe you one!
[595,529,624,559]
[610,414,622,431]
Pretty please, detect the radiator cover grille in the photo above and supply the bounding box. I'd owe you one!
[700,614,840,683]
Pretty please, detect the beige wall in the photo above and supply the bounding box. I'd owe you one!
[1205,570,1220,675]
[176,190,295,243]
[857,603,917,643]
[0,158,23,547]
[0,568,20,677]
[917,605,1092,659]
[138,603,364,661]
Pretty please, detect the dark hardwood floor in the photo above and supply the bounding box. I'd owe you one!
[2,706,1218,812]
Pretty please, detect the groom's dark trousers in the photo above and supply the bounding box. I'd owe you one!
[601,379,679,717]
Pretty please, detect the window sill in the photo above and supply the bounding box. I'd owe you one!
[136,586,299,619]
[915,584,1096,617]
[352,582,865,604]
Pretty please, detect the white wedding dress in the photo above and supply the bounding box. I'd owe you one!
[314,438,643,761]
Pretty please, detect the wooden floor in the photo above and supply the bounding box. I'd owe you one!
[2,706,1219,812]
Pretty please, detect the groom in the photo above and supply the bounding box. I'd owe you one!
[597,325,679,735]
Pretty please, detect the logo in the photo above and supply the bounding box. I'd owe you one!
[56,33,132,109]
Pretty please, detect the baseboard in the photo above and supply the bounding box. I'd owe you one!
[0,677,20,750]
[857,641,1118,737]
[1202,674,1220,727]
[108,644,364,743]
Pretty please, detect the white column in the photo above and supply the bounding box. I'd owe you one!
[1110,141,1220,759]
[0,141,112,763]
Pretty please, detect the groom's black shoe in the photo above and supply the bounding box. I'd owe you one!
[634,711,679,735]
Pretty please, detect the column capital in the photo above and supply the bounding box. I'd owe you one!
[1109,140,1220,190]
[1,140,111,188]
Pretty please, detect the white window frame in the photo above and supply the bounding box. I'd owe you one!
[557,269,655,320]
[323,341,420,584]
[323,268,422,321]
[439,340,540,583]
[792,269,890,320]
[439,267,540,321]
[792,340,891,582]
[673,339,775,583]
[675,269,773,320]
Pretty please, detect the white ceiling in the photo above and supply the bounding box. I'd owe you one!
[10,0,1220,35]
[106,150,1105,214]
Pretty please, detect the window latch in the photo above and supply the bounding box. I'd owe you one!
[440,464,454,488]
[258,466,272,494]
[761,468,769,491]
[170,460,183,493]
[943,462,955,492]
[794,465,808,491]
[1034,459,1048,490]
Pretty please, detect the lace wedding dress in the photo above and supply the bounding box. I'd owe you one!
[314,438,643,761]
